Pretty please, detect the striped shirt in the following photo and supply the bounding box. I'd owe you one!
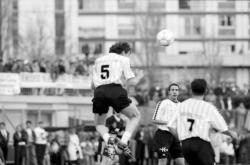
[168,98,228,142]
[92,53,135,88]
[152,99,179,131]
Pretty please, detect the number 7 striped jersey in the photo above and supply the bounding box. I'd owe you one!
[168,98,228,142]
[92,53,135,88]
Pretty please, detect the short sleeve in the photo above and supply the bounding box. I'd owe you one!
[210,106,228,132]
[122,58,135,80]
[152,100,169,121]
[167,110,178,129]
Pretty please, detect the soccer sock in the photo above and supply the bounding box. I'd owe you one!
[121,131,132,144]
[103,133,110,144]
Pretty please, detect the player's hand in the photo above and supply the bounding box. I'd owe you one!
[135,69,144,79]
[228,130,238,143]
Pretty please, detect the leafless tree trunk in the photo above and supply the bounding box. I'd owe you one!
[135,3,164,86]
[0,0,15,61]
[202,36,223,86]
[0,0,2,59]
[19,13,52,61]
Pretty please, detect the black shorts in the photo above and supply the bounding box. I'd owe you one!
[182,137,215,165]
[92,84,132,115]
[153,129,184,159]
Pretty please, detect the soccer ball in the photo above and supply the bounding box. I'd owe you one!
[156,29,175,47]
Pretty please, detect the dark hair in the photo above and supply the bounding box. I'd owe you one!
[191,79,207,96]
[167,83,179,92]
[26,121,32,124]
[166,83,179,96]
[0,122,5,126]
[109,42,131,54]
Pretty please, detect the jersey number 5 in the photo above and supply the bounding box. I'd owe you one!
[101,65,110,79]
[187,118,195,131]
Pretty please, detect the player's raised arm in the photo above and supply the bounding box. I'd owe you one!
[122,58,144,86]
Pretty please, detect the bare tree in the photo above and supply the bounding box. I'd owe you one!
[135,2,165,86]
[18,12,53,61]
[201,36,223,86]
[0,0,16,61]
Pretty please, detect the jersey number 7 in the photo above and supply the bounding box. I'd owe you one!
[101,65,110,79]
[187,118,195,131]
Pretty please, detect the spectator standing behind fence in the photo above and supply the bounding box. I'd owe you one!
[106,112,127,165]
[67,128,83,165]
[235,103,246,131]
[49,135,61,165]
[25,121,37,165]
[3,58,14,72]
[0,59,4,72]
[134,125,146,165]
[34,121,48,165]
[0,122,9,163]
[13,125,28,165]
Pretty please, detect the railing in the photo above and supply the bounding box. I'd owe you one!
[0,73,92,96]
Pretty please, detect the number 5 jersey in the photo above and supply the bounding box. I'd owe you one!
[92,53,135,88]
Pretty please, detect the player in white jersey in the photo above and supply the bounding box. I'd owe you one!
[91,42,141,161]
[168,79,237,165]
[152,83,185,165]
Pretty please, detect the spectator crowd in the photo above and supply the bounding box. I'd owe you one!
[1,57,250,165]
[0,57,92,77]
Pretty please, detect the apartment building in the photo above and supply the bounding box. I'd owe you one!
[78,0,250,87]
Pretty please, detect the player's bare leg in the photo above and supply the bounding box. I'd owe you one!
[95,113,118,161]
[158,158,168,165]
[95,114,110,143]
[114,103,140,161]
[174,157,185,165]
[120,103,141,144]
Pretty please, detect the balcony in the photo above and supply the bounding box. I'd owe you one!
[156,54,250,67]
[131,53,250,67]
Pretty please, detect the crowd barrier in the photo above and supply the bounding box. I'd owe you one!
[0,73,92,95]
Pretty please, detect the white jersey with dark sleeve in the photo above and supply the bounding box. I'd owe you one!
[168,98,228,142]
[152,99,179,131]
[92,53,135,88]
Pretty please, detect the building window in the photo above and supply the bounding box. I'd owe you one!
[148,0,165,11]
[55,13,65,55]
[27,111,39,126]
[220,43,235,54]
[118,24,135,37]
[55,0,64,10]
[118,16,136,38]
[249,16,250,35]
[79,42,103,56]
[27,111,52,126]
[78,0,83,9]
[118,0,135,10]
[55,0,65,55]
[179,0,190,9]
[184,16,201,36]
[218,15,235,36]
[218,0,235,10]
[219,15,234,27]
[78,0,104,11]
[179,0,203,10]
[12,0,18,54]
